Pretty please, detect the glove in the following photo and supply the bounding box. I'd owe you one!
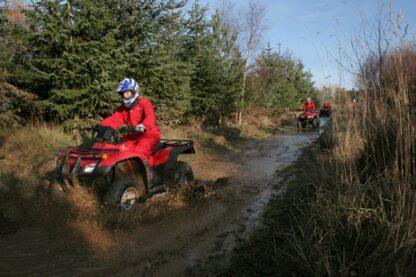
[118,125,130,133]
[135,123,146,133]
[96,125,115,140]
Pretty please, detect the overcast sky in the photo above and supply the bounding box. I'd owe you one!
[199,0,416,89]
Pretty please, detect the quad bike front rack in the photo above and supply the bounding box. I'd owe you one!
[60,155,83,187]
[59,148,117,187]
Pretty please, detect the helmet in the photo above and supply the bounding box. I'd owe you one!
[116,78,140,108]
[117,78,139,94]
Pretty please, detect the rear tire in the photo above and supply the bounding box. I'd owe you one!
[105,176,146,211]
[173,161,194,187]
[311,117,319,128]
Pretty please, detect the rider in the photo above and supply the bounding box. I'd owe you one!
[303,97,316,111]
[323,101,331,110]
[100,78,161,160]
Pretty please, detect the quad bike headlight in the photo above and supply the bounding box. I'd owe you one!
[83,163,97,174]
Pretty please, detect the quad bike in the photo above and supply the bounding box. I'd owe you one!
[55,125,195,211]
[319,105,332,117]
[297,109,320,128]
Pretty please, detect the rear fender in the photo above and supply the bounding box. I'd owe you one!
[151,144,195,186]
[172,143,195,160]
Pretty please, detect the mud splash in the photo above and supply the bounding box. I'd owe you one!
[0,118,328,276]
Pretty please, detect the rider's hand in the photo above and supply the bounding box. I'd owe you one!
[135,124,146,133]
[97,125,115,140]
[118,125,129,133]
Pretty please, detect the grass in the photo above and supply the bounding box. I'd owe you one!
[225,139,330,276]
[0,125,74,183]
[226,42,416,276]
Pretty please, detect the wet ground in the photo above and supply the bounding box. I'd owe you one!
[0,118,328,276]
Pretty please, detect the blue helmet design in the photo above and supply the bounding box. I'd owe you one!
[117,78,139,94]
[116,78,140,108]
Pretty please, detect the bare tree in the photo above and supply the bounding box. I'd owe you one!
[217,0,242,36]
[238,0,267,125]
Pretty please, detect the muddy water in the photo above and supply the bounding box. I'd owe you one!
[0,118,328,276]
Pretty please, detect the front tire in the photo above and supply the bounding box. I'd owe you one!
[311,117,319,128]
[297,119,306,128]
[105,176,146,211]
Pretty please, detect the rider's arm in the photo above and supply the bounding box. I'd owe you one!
[141,98,157,131]
[100,107,125,129]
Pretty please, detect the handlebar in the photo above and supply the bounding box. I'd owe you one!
[115,125,136,134]
[84,125,142,142]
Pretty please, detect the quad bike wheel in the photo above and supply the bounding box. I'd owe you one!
[311,117,320,128]
[105,176,146,211]
[174,161,194,187]
[297,119,307,128]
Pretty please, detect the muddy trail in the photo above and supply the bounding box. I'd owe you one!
[0,118,328,276]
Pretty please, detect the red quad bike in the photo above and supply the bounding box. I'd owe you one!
[55,125,195,211]
[319,104,332,117]
[297,109,320,129]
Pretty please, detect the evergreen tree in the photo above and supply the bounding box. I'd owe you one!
[186,6,243,124]
[247,44,315,114]
[0,0,29,82]
[1,0,315,127]
[20,0,124,125]
[126,0,190,124]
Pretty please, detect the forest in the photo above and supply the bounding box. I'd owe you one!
[0,0,315,129]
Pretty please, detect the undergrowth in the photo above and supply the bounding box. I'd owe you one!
[226,25,416,276]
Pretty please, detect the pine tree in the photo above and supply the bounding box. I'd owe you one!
[188,10,243,124]
[22,0,124,126]
[136,0,190,124]
[247,44,316,114]
[0,0,29,82]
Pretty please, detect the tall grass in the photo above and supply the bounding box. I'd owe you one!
[226,11,416,275]
[327,42,416,274]
[270,32,416,277]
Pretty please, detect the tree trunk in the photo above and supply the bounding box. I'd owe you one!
[238,48,251,125]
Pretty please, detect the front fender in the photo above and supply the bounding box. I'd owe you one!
[92,154,149,188]
[92,152,148,181]
[99,151,147,167]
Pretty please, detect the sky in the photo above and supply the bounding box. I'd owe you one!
[199,0,416,89]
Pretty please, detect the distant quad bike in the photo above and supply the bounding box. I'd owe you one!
[297,109,320,129]
[319,105,332,117]
[55,125,195,211]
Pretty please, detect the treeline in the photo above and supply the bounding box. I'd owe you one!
[0,0,315,128]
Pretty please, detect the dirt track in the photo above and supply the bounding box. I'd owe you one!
[0,118,327,276]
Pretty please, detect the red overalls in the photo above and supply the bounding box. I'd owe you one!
[100,98,161,160]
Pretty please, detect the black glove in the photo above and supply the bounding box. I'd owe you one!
[96,125,115,140]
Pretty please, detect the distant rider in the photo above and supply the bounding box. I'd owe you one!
[303,97,316,111]
[100,78,161,160]
[322,101,331,110]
